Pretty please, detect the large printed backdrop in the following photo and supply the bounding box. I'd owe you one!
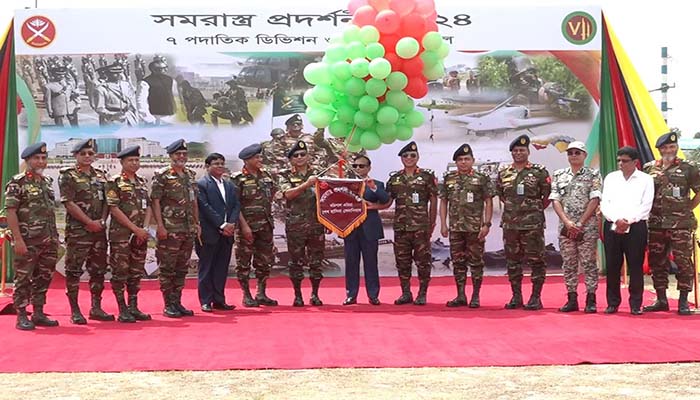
[13,3,601,277]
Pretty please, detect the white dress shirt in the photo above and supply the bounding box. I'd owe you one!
[212,175,228,227]
[600,169,654,224]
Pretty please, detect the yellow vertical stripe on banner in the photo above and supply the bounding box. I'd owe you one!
[0,23,10,44]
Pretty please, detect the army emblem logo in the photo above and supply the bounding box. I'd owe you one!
[561,11,596,45]
[21,16,56,48]
[299,142,306,148]
[671,134,676,142]
[40,145,47,153]
[520,138,527,145]
[410,144,416,150]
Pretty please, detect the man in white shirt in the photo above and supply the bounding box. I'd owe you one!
[600,146,654,315]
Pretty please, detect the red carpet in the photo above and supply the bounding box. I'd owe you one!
[1,275,700,372]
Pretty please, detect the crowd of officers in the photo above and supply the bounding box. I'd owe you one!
[5,116,699,330]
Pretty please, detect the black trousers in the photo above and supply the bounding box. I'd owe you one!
[603,220,647,309]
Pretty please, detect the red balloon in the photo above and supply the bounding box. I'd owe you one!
[377,94,386,103]
[384,52,404,71]
[348,0,369,14]
[405,76,428,98]
[379,34,400,53]
[375,10,400,34]
[401,56,424,77]
[400,14,426,39]
[425,21,438,33]
[353,5,378,27]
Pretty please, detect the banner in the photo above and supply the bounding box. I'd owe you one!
[316,178,366,238]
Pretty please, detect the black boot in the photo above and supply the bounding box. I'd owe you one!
[446,280,467,307]
[413,280,429,305]
[240,279,259,307]
[115,293,136,323]
[89,294,115,321]
[469,278,482,308]
[524,281,544,310]
[584,292,597,313]
[128,293,152,321]
[678,290,692,315]
[505,282,523,309]
[310,278,323,306]
[16,307,35,331]
[31,305,59,327]
[163,292,182,318]
[67,292,87,325]
[643,289,669,312]
[174,291,194,316]
[558,292,579,312]
[255,277,278,306]
[292,279,304,307]
[394,279,413,305]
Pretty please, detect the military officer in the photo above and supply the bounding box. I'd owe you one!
[385,141,438,305]
[5,143,60,330]
[44,65,80,128]
[59,138,113,324]
[550,141,602,313]
[496,134,551,310]
[106,146,153,322]
[230,143,279,307]
[94,63,139,126]
[439,144,494,308]
[279,141,325,306]
[643,131,700,315]
[151,139,201,317]
[264,114,328,173]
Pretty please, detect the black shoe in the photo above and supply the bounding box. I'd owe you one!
[604,306,618,314]
[201,304,213,312]
[342,297,357,306]
[369,297,381,305]
[293,296,304,307]
[89,308,116,322]
[175,303,195,317]
[16,309,35,331]
[446,296,468,307]
[212,303,235,311]
[643,299,669,312]
[584,293,597,313]
[310,294,323,306]
[631,307,643,315]
[163,304,183,318]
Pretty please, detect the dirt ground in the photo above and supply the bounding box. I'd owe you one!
[2,363,699,400]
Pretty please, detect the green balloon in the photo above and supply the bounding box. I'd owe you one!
[343,24,361,44]
[336,104,356,124]
[345,77,366,97]
[346,95,361,108]
[329,120,351,138]
[365,42,386,60]
[347,143,363,153]
[350,58,370,78]
[331,61,352,81]
[422,31,443,51]
[424,63,445,80]
[329,34,344,45]
[379,133,397,145]
[346,41,366,60]
[360,131,382,150]
[303,88,320,108]
[437,41,450,58]
[376,123,397,138]
[359,25,380,44]
[307,107,335,128]
[326,43,348,62]
[358,96,379,114]
[397,97,415,113]
[349,129,363,145]
[404,110,425,128]
[303,62,332,85]
[385,90,409,108]
[376,106,399,125]
[395,37,420,59]
[420,50,439,67]
[353,111,374,129]
[386,72,408,91]
[369,58,391,80]
[365,78,387,98]
[312,84,336,104]
[396,125,414,140]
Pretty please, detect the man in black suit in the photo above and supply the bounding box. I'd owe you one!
[196,153,240,312]
[343,155,390,305]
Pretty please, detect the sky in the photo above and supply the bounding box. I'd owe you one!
[1,0,696,134]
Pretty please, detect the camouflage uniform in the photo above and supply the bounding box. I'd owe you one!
[58,165,110,311]
[549,167,602,293]
[106,173,150,301]
[496,163,551,307]
[4,172,58,310]
[151,166,198,310]
[439,170,494,285]
[263,132,327,173]
[644,158,700,292]
[278,167,325,283]
[386,168,438,292]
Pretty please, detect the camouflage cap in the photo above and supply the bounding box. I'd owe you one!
[270,128,285,138]
[117,145,140,159]
[655,131,678,148]
[509,134,530,151]
[452,143,473,160]
[566,141,587,153]
[72,138,97,154]
[287,140,307,158]
[21,142,48,160]
[398,141,418,156]
[165,139,187,154]
[238,143,263,160]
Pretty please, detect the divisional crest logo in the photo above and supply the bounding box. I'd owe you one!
[561,11,596,45]
[21,16,56,48]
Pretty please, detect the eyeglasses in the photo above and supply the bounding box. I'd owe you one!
[401,153,418,158]
[292,152,307,158]
[567,150,583,156]
[616,158,634,163]
[352,164,369,168]
[78,151,95,156]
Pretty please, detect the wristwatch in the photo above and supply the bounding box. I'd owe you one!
[482,222,492,228]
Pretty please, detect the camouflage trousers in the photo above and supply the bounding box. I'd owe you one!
[449,231,484,284]
[235,223,274,281]
[394,229,432,282]
[13,237,58,308]
[559,229,599,293]
[503,228,546,285]
[648,228,695,292]
[64,233,108,297]
[156,232,194,297]
[286,226,325,282]
[109,238,148,297]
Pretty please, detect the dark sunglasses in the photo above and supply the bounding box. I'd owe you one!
[78,151,96,156]
[352,163,369,168]
[616,158,633,163]
[401,153,418,159]
[292,152,307,158]
[567,150,583,156]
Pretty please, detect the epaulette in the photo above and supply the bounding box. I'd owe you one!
[43,175,54,184]
[109,174,121,182]
[11,172,25,181]
[389,170,400,177]
[497,164,510,172]
[531,163,547,171]
[59,166,74,173]
[422,168,435,176]
[442,170,457,179]
[230,171,243,180]
[642,160,656,169]
[154,166,170,175]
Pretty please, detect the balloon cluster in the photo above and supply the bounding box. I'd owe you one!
[302,0,450,151]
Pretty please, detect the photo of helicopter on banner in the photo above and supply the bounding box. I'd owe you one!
[12,2,601,277]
